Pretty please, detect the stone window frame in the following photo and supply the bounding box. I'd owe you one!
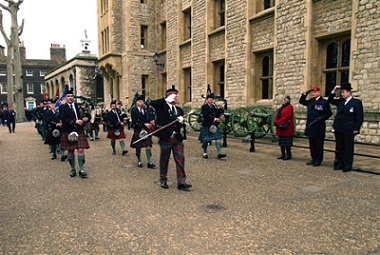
[40,83,45,94]
[320,37,351,97]
[250,49,274,102]
[0,69,6,76]
[141,75,149,97]
[26,70,33,77]
[183,67,192,102]
[248,0,275,17]
[159,21,167,51]
[212,60,225,99]
[100,0,108,15]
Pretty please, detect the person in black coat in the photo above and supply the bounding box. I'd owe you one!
[106,100,128,155]
[130,94,156,168]
[328,83,364,172]
[4,106,16,133]
[44,100,62,160]
[149,86,192,191]
[299,86,332,166]
[59,90,91,178]
[198,93,227,159]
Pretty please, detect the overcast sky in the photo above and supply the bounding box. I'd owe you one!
[0,0,98,60]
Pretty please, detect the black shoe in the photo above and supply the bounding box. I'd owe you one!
[282,155,292,160]
[306,160,315,165]
[122,150,128,155]
[137,162,143,168]
[147,163,156,169]
[342,168,352,172]
[160,181,169,189]
[203,153,209,159]
[70,169,77,177]
[277,155,285,160]
[112,151,116,155]
[79,170,88,178]
[95,137,100,140]
[178,183,192,190]
[51,154,57,160]
[61,155,67,162]
[312,162,321,167]
[334,165,344,171]
[217,154,227,159]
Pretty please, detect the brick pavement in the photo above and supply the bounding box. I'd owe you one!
[0,122,379,254]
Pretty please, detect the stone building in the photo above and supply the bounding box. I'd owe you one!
[96,0,380,143]
[44,40,104,106]
[0,42,65,109]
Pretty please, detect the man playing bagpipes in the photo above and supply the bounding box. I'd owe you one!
[129,94,156,169]
[106,100,128,155]
[59,90,91,178]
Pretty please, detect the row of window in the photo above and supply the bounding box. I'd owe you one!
[0,69,47,77]
[0,83,45,94]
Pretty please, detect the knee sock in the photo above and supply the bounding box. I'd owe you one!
[119,140,125,151]
[215,142,222,154]
[146,148,152,164]
[111,140,116,153]
[68,155,75,170]
[136,148,141,162]
[78,155,85,170]
[280,146,285,156]
[202,142,208,154]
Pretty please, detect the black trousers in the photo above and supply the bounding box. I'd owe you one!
[334,131,355,170]
[309,137,325,163]
[7,121,15,132]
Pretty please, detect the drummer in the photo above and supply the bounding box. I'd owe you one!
[129,94,156,169]
[198,93,227,159]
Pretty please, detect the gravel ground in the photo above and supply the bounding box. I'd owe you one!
[1,122,379,255]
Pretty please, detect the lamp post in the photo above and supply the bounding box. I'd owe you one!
[153,51,165,68]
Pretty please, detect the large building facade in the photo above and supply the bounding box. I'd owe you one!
[96,0,380,143]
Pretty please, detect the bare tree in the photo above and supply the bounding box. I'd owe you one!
[0,0,26,122]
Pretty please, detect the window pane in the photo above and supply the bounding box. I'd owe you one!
[264,0,271,9]
[340,70,349,85]
[341,39,351,67]
[325,72,336,97]
[262,56,269,76]
[326,43,338,69]
[262,80,269,99]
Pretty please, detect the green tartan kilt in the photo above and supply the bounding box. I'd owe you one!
[198,126,223,143]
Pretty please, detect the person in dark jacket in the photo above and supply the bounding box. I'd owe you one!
[198,93,227,159]
[149,86,192,190]
[59,90,91,178]
[4,106,16,133]
[44,100,62,160]
[299,86,332,166]
[106,100,128,155]
[274,95,295,160]
[328,83,364,172]
[130,94,156,169]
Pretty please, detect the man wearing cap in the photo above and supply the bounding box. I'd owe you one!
[130,94,156,169]
[299,86,332,167]
[59,90,91,178]
[198,93,227,159]
[149,86,192,190]
[328,83,364,172]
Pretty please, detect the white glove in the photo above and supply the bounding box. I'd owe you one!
[165,94,176,103]
[177,116,184,124]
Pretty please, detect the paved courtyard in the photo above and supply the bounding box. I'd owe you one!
[0,122,379,254]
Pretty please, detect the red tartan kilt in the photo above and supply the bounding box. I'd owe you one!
[107,127,126,140]
[130,129,153,148]
[60,131,90,150]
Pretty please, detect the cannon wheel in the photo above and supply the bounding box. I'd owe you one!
[218,112,232,134]
[247,107,270,139]
[231,108,251,137]
[188,111,202,131]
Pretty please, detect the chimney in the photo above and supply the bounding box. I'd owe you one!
[50,43,66,63]
[20,41,26,60]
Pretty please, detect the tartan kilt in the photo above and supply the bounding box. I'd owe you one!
[60,131,90,150]
[130,129,153,148]
[198,126,223,143]
[107,127,126,140]
[278,136,293,147]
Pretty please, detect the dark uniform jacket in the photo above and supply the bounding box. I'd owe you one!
[131,106,154,130]
[149,98,184,140]
[106,109,124,130]
[59,103,90,133]
[299,94,332,138]
[328,93,364,135]
[201,103,223,128]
